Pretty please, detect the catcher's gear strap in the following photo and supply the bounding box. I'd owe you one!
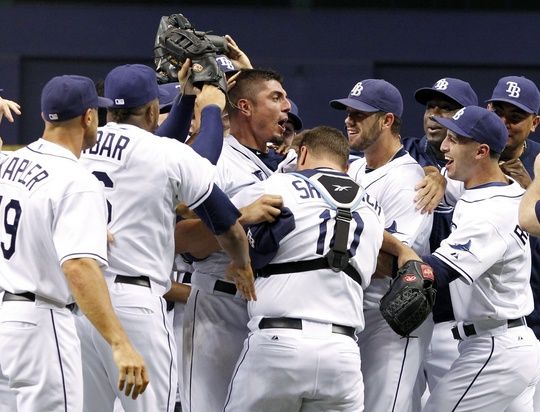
[289,171,365,272]
[255,257,362,287]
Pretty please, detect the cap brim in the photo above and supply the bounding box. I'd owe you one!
[329,98,379,112]
[288,113,303,131]
[432,115,472,139]
[97,96,114,108]
[414,88,460,106]
[485,97,535,114]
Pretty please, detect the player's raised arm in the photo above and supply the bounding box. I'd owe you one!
[63,258,149,398]
[519,153,540,235]
[0,95,21,124]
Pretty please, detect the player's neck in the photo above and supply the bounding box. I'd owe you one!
[464,161,508,189]
[364,136,402,169]
[230,127,268,153]
[42,126,83,158]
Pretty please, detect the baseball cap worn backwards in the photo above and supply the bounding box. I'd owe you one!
[158,82,181,113]
[41,75,112,122]
[415,77,478,107]
[432,105,508,154]
[105,64,167,109]
[486,75,540,114]
[330,79,403,118]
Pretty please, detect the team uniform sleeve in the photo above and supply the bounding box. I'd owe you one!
[53,178,108,267]
[433,219,506,285]
[380,173,433,249]
[230,179,267,209]
[165,139,216,209]
[155,94,195,142]
[190,105,224,165]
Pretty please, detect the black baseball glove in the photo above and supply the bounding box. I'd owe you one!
[154,14,227,91]
[379,260,436,337]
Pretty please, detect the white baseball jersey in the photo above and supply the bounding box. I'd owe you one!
[191,135,291,280]
[433,179,533,321]
[348,150,433,308]
[80,122,215,293]
[0,139,108,304]
[232,169,385,330]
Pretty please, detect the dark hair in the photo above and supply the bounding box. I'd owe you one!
[390,115,402,135]
[298,126,350,169]
[227,68,283,115]
[107,104,147,124]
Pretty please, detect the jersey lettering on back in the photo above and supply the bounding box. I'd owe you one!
[84,131,130,161]
[0,157,49,191]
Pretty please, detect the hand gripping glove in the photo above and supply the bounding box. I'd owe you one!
[379,260,436,337]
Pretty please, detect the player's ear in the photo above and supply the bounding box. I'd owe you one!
[236,98,251,115]
[297,145,307,168]
[381,112,394,130]
[531,115,540,132]
[82,108,93,128]
[475,143,490,159]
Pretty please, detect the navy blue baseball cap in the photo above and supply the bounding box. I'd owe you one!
[415,78,478,107]
[158,82,181,113]
[287,99,303,131]
[486,75,540,114]
[330,79,403,118]
[105,64,167,109]
[215,55,238,74]
[41,75,112,122]
[432,105,508,154]
[246,207,296,270]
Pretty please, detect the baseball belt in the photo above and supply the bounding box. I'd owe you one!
[114,275,151,288]
[3,291,76,311]
[258,316,356,339]
[451,317,526,340]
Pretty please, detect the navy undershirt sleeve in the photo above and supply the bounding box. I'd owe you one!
[193,184,241,235]
[190,105,223,165]
[155,94,196,142]
[422,254,460,289]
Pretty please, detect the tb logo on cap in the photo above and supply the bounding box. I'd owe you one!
[505,81,521,98]
[216,56,235,72]
[434,79,449,90]
[350,82,364,97]
[452,107,466,120]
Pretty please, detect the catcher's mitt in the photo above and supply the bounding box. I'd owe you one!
[380,260,436,337]
[154,14,227,91]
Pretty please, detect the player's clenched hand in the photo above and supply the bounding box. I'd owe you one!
[226,261,256,301]
[500,158,532,189]
[0,97,21,124]
[177,59,198,96]
[239,195,283,225]
[112,342,150,400]
[195,84,226,112]
[414,166,446,214]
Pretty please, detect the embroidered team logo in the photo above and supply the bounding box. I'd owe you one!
[505,81,521,98]
[434,78,449,90]
[192,63,204,73]
[332,184,351,192]
[386,221,405,235]
[350,82,364,97]
[216,56,236,72]
[449,239,480,261]
[452,107,466,120]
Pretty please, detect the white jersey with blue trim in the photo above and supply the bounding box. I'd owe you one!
[348,151,433,309]
[0,139,108,305]
[191,134,290,279]
[80,122,215,293]
[232,169,385,330]
[433,179,533,322]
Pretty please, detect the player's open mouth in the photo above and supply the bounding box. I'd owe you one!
[445,156,454,167]
[277,118,287,132]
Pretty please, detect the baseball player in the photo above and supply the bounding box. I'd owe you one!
[175,69,292,412]
[330,79,434,412]
[402,77,478,407]
[0,75,148,411]
[393,105,540,411]
[223,126,385,411]
[76,64,253,412]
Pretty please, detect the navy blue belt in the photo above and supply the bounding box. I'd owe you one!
[3,291,75,311]
[451,317,526,340]
[258,317,356,339]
